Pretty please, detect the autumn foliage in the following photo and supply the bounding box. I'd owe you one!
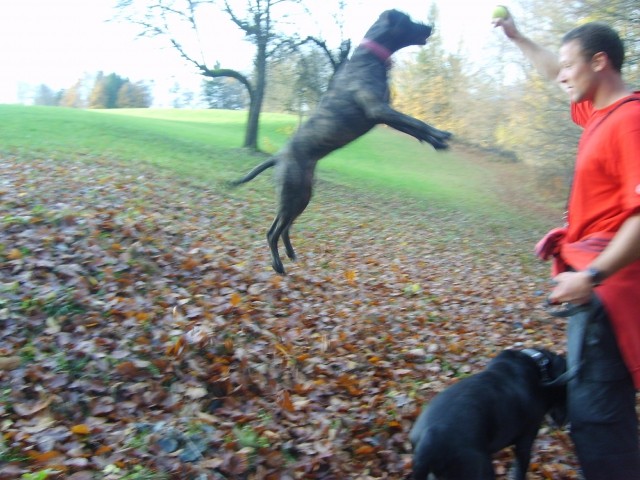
[0,153,582,479]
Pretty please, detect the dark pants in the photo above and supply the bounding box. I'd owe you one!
[567,298,640,480]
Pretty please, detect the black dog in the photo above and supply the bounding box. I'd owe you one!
[230,10,451,274]
[409,349,567,480]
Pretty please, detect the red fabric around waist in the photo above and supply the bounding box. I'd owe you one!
[554,232,640,388]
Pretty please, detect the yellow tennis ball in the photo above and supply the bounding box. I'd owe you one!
[492,5,509,19]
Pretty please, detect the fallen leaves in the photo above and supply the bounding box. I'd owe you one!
[0,356,21,370]
[0,154,581,478]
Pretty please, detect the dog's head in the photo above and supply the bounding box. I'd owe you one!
[363,10,433,53]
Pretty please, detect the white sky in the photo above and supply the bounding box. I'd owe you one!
[0,0,517,107]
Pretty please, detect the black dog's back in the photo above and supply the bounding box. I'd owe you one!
[411,370,521,479]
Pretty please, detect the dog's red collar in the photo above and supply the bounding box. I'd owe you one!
[360,39,392,65]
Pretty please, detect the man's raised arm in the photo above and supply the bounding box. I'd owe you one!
[493,8,560,81]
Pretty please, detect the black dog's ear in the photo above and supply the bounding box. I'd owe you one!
[381,9,405,26]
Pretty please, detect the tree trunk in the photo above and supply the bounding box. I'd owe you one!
[244,92,261,149]
[244,39,268,150]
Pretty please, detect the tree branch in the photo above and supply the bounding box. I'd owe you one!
[202,68,254,104]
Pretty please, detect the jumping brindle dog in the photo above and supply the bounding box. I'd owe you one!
[230,10,451,274]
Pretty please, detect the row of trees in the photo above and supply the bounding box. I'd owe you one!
[114,0,639,193]
[23,0,612,193]
[34,72,153,108]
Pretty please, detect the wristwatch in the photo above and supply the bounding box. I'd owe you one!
[585,266,605,286]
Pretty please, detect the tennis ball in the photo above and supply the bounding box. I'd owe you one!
[492,5,509,19]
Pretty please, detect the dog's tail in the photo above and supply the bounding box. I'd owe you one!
[227,158,277,187]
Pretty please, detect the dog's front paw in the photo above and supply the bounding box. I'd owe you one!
[424,133,451,150]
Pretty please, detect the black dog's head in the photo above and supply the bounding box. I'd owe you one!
[363,10,432,53]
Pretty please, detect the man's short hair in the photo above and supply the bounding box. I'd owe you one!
[562,22,625,72]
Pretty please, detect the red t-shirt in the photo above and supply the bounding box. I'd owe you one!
[561,92,640,387]
[567,93,640,243]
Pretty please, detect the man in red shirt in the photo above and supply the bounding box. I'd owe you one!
[495,10,640,480]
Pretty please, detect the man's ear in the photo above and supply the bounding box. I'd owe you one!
[591,51,608,72]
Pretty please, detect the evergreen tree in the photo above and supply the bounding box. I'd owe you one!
[33,84,59,106]
[88,72,128,109]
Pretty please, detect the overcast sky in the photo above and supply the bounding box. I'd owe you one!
[0,0,512,107]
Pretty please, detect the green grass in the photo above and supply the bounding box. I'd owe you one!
[318,128,498,212]
[0,105,553,230]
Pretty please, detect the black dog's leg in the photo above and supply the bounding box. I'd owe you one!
[512,432,536,480]
[445,450,495,480]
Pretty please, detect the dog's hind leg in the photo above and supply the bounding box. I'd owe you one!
[270,175,313,272]
[267,213,303,274]
[267,207,305,274]
[445,451,494,480]
[281,224,296,261]
[267,210,305,274]
[413,443,494,480]
[265,158,314,273]
[267,215,287,275]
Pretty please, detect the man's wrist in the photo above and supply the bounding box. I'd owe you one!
[585,266,606,286]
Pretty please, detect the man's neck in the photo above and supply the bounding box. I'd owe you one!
[593,73,632,109]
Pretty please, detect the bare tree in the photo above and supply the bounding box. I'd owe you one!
[115,0,349,150]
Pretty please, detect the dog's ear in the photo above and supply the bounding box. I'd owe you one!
[380,9,406,26]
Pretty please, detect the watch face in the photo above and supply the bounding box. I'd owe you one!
[587,267,603,285]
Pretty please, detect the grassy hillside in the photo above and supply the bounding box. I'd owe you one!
[0,105,558,234]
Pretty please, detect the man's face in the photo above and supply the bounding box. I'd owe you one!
[557,39,597,103]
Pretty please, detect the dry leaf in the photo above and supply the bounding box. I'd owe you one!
[0,356,21,370]
[276,390,295,412]
[230,292,242,307]
[70,424,90,435]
